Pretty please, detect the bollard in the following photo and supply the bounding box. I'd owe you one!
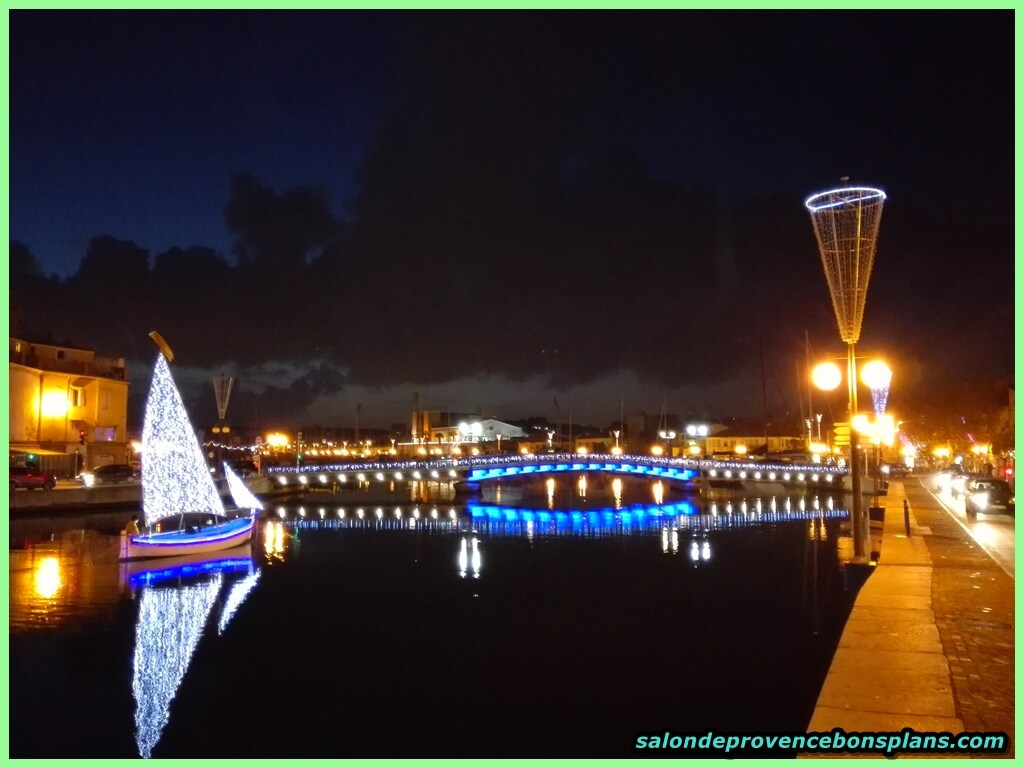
[903,498,911,536]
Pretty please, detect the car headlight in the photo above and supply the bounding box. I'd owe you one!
[81,473,95,487]
[973,491,989,510]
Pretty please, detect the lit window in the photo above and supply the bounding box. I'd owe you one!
[71,387,86,407]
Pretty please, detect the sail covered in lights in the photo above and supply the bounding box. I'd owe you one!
[223,462,264,511]
[142,353,225,525]
[132,575,223,758]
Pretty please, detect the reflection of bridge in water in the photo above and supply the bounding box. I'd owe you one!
[268,452,849,491]
[270,496,847,569]
[270,494,848,540]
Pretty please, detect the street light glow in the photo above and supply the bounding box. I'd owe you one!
[811,362,842,391]
[860,360,892,390]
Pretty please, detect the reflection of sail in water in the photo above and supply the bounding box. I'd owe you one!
[217,569,261,635]
[130,552,261,758]
[133,575,222,759]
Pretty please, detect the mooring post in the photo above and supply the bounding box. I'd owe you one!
[902,498,911,537]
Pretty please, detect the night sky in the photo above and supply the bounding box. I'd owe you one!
[9,11,1015,430]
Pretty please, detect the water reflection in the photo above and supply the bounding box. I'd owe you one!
[10,534,125,631]
[128,550,260,758]
[264,519,286,561]
[275,496,847,550]
[457,536,483,579]
[34,556,62,599]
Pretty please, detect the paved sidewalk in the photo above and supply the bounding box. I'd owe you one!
[805,479,1014,757]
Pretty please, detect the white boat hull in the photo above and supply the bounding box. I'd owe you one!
[119,515,256,560]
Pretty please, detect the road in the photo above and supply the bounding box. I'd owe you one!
[918,474,1015,578]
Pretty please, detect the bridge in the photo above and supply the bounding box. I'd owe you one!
[265,452,848,492]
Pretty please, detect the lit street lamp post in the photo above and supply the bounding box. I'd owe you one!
[812,357,892,560]
[806,185,887,562]
[659,430,677,456]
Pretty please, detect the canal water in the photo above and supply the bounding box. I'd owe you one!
[10,478,857,758]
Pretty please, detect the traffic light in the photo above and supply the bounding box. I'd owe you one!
[1005,466,1014,479]
[79,430,86,445]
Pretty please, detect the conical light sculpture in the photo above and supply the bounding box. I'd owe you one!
[805,186,886,344]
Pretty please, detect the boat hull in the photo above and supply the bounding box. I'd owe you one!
[119,515,256,560]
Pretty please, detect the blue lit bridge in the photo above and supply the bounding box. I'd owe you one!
[266,452,849,493]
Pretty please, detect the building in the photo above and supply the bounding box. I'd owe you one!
[427,417,527,446]
[702,420,805,459]
[9,336,130,477]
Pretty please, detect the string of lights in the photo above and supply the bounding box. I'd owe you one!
[142,354,225,524]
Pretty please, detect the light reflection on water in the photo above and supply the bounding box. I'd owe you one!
[10,479,854,758]
[9,534,124,631]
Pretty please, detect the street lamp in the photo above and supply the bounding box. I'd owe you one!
[685,423,709,458]
[806,184,887,562]
[659,430,676,456]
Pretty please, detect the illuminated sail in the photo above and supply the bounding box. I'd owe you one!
[223,462,264,511]
[141,354,224,525]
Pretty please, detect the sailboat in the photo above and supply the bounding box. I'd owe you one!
[119,333,257,560]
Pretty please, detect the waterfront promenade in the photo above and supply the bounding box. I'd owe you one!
[806,479,1014,756]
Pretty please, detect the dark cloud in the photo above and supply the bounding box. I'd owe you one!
[9,11,1014,427]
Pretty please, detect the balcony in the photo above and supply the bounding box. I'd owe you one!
[9,351,127,381]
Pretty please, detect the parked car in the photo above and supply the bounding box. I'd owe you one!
[884,463,911,478]
[965,479,1015,519]
[80,463,138,487]
[10,465,57,491]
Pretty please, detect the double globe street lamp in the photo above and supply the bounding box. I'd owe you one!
[812,357,893,557]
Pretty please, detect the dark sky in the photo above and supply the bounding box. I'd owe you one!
[9,11,1015,430]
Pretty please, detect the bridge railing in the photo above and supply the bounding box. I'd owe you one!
[265,452,847,478]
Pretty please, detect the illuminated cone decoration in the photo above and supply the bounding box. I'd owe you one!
[805,187,886,344]
[213,374,234,420]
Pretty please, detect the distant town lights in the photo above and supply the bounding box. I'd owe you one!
[266,433,289,448]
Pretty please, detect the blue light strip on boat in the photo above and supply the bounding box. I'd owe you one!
[130,517,254,547]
